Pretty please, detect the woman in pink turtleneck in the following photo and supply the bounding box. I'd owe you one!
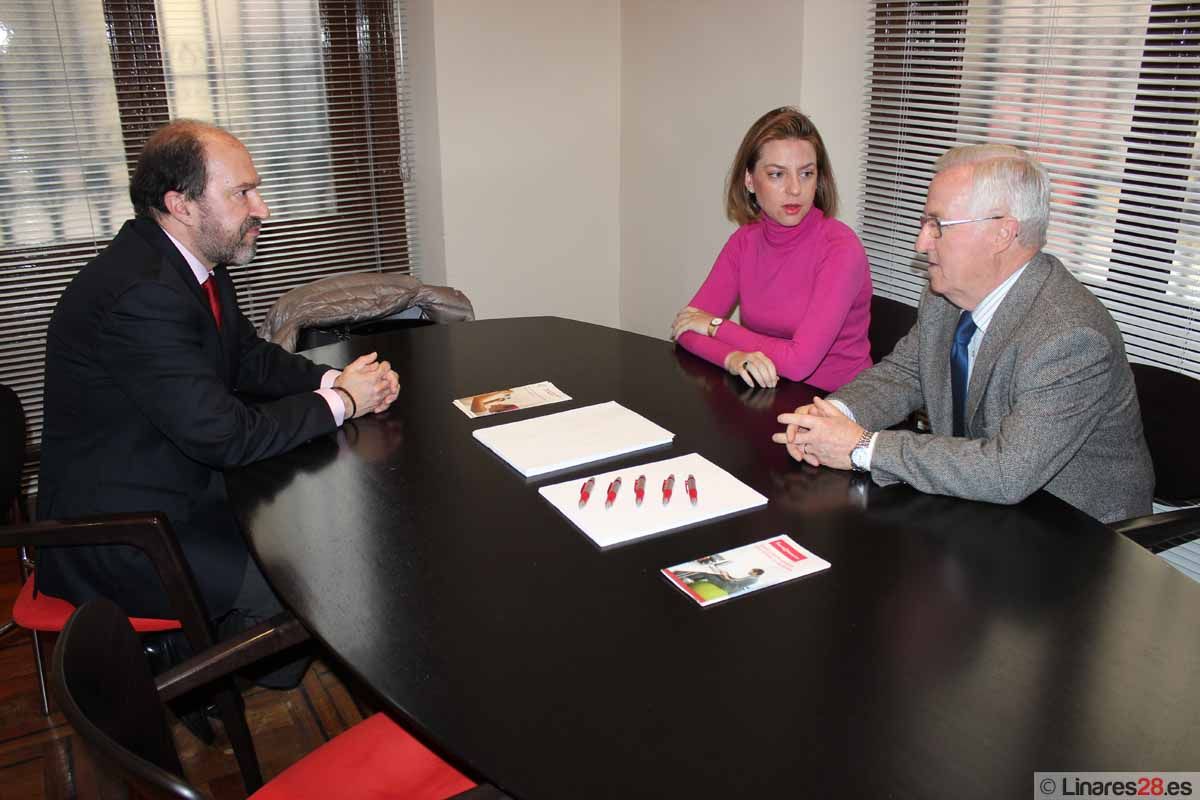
[670,107,872,392]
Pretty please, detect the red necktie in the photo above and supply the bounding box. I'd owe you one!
[201,276,223,330]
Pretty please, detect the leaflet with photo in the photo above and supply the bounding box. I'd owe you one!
[454,381,571,418]
[661,534,830,607]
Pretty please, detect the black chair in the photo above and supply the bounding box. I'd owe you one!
[1109,362,1200,553]
[867,294,928,431]
[0,383,41,704]
[297,305,434,352]
[0,384,22,520]
[55,598,510,800]
[868,293,917,365]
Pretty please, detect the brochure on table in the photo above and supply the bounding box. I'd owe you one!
[453,380,571,419]
[473,401,674,478]
[662,534,831,607]
[538,452,767,548]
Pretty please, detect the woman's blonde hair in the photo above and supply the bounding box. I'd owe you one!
[725,107,838,226]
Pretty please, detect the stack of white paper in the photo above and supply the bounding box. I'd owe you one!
[472,401,674,477]
[538,452,768,548]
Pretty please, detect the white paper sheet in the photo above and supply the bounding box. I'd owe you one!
[472,401,674,477]
[538,452,768,547]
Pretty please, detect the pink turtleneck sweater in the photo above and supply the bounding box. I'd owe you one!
[678,208,872,392]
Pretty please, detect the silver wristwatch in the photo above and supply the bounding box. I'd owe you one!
[850,429,875,472]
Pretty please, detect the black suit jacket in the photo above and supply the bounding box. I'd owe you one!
[37,217,338,618]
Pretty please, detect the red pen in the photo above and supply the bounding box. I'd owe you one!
[578,477,595,508]
[685,474,698,505]
[605,477,622,509]
[634,475,646,506]
[662,474,675,505]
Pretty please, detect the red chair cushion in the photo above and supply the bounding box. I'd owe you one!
[252,712,476,800]
[12,573,181,633]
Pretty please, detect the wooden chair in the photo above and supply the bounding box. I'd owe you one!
[0,514,267,793]
[1109,362,1200,553]
[55,598,510,800]
[0,380,275,791]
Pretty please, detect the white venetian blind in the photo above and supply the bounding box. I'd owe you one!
[0,0,417,495]
[862,0,1200,378]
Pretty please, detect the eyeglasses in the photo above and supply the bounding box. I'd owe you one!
[918,214,1005,239]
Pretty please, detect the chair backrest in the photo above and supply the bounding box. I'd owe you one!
[868,294,918,365]
[1130,362,1200,505]
[296,306,434,352]
[0,383,24,524]
[53,598,203,800]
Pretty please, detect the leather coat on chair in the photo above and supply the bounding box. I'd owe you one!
[258,273,475,352]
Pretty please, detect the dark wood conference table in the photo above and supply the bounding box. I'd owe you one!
[227,317,1200,799]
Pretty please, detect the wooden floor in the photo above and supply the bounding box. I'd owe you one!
[0,547,369,799]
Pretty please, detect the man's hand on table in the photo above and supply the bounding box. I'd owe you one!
[335,352,401,418]
[773,396,864,470]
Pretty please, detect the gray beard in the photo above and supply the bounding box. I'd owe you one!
[197,217,261,266]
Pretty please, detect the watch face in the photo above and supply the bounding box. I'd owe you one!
[711,318,723,326]
[851,445,866,468]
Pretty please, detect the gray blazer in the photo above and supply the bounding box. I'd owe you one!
[830,252,1153,523]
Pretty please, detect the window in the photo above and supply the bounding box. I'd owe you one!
[0,0,417,494]
[862,0,1200,378]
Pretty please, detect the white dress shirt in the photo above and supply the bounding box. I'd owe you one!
[160,227,346,425]
[839,262,1029,470]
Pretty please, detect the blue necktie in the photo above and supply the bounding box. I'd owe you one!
[951,310,976,437]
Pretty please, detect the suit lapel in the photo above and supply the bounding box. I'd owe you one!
[135,219,212,322]
[964,252,1054,430]
[924,291,959,435]
[134,218,232,383]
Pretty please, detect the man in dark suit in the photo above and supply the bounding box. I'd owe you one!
[774,144,1153,523]
[36,120,400,645]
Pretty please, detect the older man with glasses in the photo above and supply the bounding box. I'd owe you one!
[774,143,1153,523]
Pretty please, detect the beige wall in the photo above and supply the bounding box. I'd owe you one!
[407,0,446,286]
[800,0,868,236]
[619,0,801,339]
[409,0,868,332]
[411,0,621,326]
[619,0,867,339]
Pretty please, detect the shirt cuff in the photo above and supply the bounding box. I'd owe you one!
[827,397,857,422]
[860,432,879,471]
[316,387,346,426]
[320,369,341,389]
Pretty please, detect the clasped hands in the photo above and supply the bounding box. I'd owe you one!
[773,396,865,471]
[334,352,400,419]
[670,306,779,388]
